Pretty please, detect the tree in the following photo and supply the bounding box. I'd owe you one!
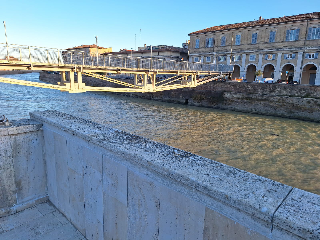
[255,70,263,81]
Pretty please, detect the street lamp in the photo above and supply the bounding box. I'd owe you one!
[3,21,9,61]
[95,36,98,66]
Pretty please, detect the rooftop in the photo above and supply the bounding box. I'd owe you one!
[189,12,320,35]
[66,44,109,50]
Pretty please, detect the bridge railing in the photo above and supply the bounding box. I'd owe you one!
[0,43,234,72]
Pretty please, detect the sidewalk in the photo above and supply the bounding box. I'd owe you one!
[0,202,86,240]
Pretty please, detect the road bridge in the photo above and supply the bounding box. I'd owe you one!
[0,43,233,93]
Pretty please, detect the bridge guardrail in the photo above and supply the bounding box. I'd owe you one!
[0,43,234,72]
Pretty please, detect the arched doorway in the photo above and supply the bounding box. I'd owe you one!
[232,65,240,79]
[246,64,256,82]
[301,64,317,85]
[281,64,294,82]
[263,64,275,78]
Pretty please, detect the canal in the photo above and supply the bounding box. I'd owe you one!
[1,72,319,195]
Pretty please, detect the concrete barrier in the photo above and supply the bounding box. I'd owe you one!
[1,110,319,239]
[0,119,47,216]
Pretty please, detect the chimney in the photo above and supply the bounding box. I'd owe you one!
[259,16,262,20]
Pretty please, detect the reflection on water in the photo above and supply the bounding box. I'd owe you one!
[1,73,319,195]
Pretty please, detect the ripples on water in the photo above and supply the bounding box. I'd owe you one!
[1,73,319,195]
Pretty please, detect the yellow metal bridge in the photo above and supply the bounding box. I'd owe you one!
[0,43,233,93]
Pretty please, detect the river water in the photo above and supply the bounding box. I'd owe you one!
[1,72,319,195]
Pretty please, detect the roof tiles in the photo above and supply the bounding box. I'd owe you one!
[189,12,320,35]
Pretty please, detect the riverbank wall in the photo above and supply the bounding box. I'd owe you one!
[1,110,319,239]
[39,72,320,122]
[0,70,36,75]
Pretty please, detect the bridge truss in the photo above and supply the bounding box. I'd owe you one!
[0,43,233,93]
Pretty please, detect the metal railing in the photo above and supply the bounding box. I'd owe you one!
[0,43,234,72]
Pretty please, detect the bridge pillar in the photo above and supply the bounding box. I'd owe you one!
[60,71,66,86]
[191,74,197,87]
[182,75,188,85]
[143,74,148,89]
[134,74,138,86]
[77,72,85,90]
[151,74,156,90]
[69,71,75,90]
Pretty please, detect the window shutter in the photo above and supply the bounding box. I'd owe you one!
[307,28,312,40]
[221,36,226,46]
[315,53,319,59]
[252,33,257,44]
[265,54,268,60]
[269,31,275,42]
[292,54,296,59]
[272,31,276,42]
[286,30,290,41]
[305,53,309,59]
[284,54,288,59]
[272,54,276,60]
[295,29,300,41]
[316,28,320,39]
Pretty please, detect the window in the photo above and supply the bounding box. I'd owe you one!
[194,57,200,62]
[249,55,256,61]
[269,31,276,43]
[206,38,214,48]
[283,54,296,60]
[218,56,226,62]
[251,33,258,44]
[206,56,211,62]
[307,27,320,40]
[221,36,226,46]
[265,54,276,60]
[235,34,241,45]
[195,39,200,48]
[286,29,300,41]
[232,55,241,61]
[305,53,319,59]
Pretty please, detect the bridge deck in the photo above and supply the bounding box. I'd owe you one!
[0,43,233,93]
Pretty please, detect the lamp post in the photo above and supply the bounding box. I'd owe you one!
[95,36,98,66]
[3,21,9,61]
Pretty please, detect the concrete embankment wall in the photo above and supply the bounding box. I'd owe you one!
[1,110,319,239]
[125,82,320,122]
[39,72,320,122]
[0,120,47,216]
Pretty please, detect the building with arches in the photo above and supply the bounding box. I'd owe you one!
[188,12,320,85]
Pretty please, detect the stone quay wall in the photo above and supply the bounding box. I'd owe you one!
[126,82,320,122]
[1,110,319,239]
[40,72,320,122]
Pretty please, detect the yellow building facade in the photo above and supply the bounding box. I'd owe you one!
[189,12,320,85]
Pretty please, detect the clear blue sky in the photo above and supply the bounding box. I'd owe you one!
[1,0,318,51]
